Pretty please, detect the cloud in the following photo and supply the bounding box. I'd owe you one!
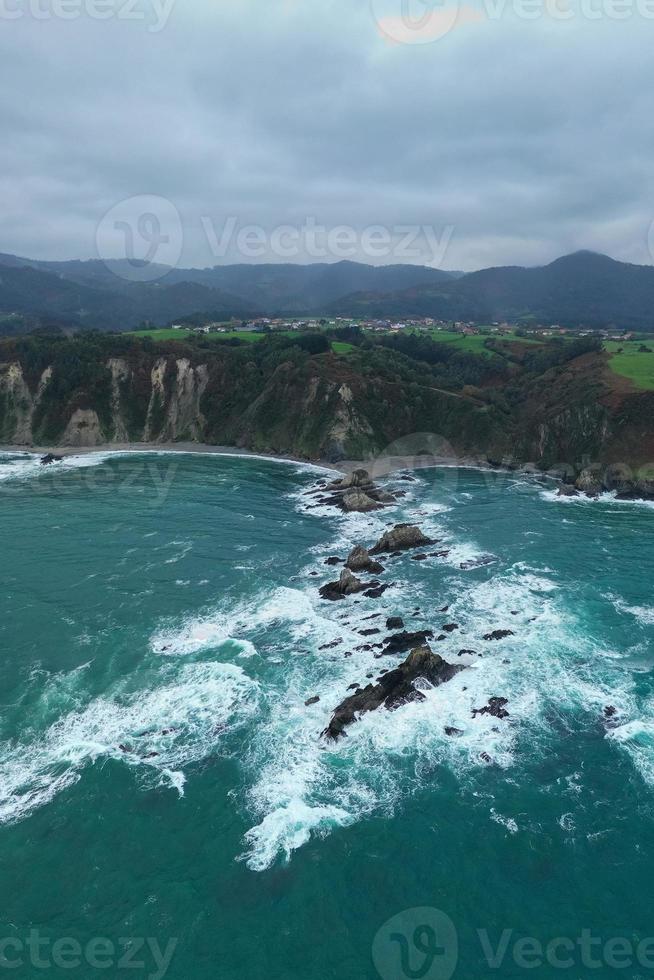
[0,0,652,270]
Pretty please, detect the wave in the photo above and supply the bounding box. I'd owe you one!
[0,661,259,826]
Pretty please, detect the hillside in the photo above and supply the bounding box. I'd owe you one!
[0,330,652,480]
[331,251,654,329]
[0,255,452,330]
[4,250,654,332]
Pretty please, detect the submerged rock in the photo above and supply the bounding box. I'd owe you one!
[40,453,63,466]
[483,629,515,641]
[369,524,435,555]
[386,616,405,630]
[322,645,465,739]
[460,555,497,571]
[364,584,391,599]
[305,696,320,707]
[473,697,510,719]
[382,630,434,655]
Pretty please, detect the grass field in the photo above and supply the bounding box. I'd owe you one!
[422,329,542,355]
[127,327,355,354]
[127,328,263,343]
[605,340,654,390]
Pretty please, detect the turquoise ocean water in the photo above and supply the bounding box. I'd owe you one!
[1,450,654,979]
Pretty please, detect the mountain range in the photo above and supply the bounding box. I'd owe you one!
[0,249,652,333]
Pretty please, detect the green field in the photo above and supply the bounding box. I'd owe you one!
[605,340,654,390]
[420,329,542,355]
[127,328,263,343]
[126,327,355,354]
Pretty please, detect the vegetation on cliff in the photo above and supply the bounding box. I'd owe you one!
[0,330,651,471]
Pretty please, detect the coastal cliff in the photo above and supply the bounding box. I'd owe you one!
[0,333,652,476]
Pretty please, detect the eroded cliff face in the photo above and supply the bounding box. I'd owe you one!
[0,348,649,469]
[0,356,212,448]
[0,363,52,444]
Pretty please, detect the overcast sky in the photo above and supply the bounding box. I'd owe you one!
[1,0,653,271]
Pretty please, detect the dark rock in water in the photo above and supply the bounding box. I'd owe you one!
[327,468,373,492]
[322,645,466,739]
[325,556,343,566]
[118,744,133,754]
[359,628,381,637]
[143,752,160,759]
[305,696,320,706]
[458,649,477,657]
[557,485,579,498]
[432,550,451,559]
[347,684,360,691]
[342,489,385,513]
[364,584,391,599]
[400,474,417,482]
[473,697,510,720]
[382,630,434,655]
[319,639,343,650]
[575,467,603,498]
[323,469,398,512]
[369,524,435,555]
[480,752,493,764]
[442,623,459,633]
[386,617,405,630]
[363,613,381,621]
[445,726,463,737]
[309,571,319,577]
[161,728,177,736]
[345,545,385,575]
[40,453,63,466]
[439,605,450,613]
[460,555,497,571]
[319,568,379,602]
[604,705,617,718]
[483,629,515,641]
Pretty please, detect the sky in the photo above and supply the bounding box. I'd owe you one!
[1,0,653,272]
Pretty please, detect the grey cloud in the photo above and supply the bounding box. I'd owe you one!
[0,0,653,270]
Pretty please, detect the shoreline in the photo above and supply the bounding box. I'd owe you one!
[0,442,497,479]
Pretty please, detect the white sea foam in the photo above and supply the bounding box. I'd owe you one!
[0,661,259,825]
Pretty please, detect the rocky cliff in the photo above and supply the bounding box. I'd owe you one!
[0,336,652,473]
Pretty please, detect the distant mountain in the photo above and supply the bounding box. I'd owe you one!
[2,249,654,332]
[161,261,455,311]
[331,252,654,329]
[0,254,456,331]
[0,260,255,331]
